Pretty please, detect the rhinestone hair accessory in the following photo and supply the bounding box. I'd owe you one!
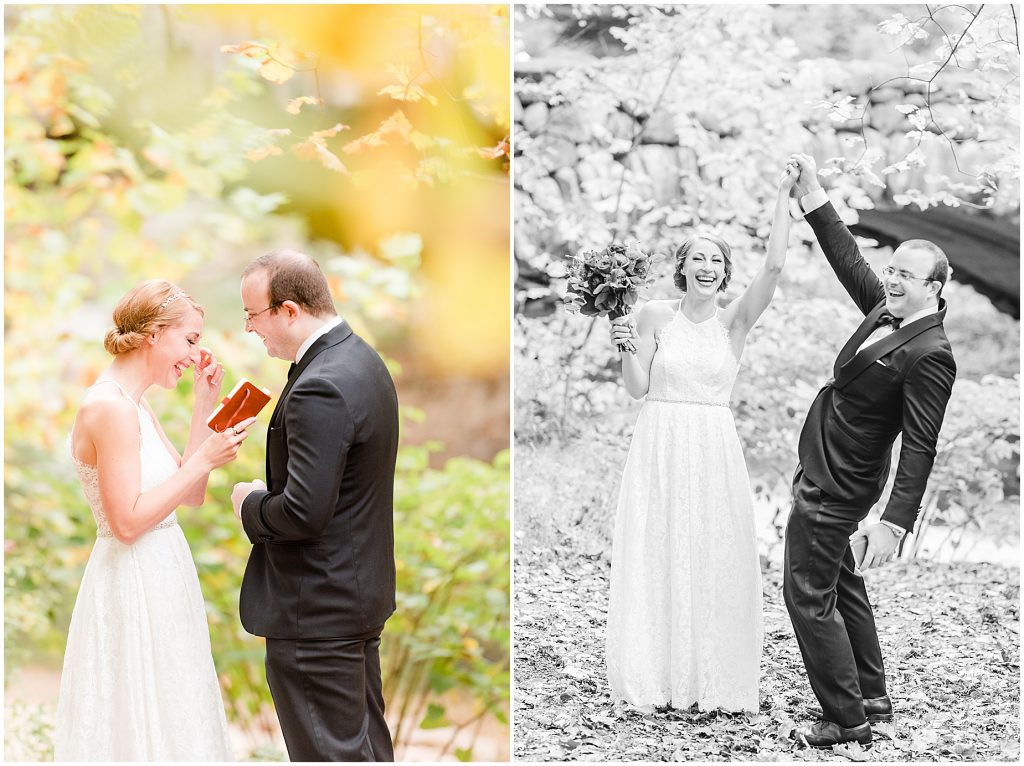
[159,291,187,310]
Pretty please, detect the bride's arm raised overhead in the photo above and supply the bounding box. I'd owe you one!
[723,162,796,349]
[610,301,670,399]
[80,399,256,545]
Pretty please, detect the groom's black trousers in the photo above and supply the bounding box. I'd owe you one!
[265,632,394,762]
[783,468,887,728]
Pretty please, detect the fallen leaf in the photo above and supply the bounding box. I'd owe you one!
[871,721,896,741]
[832,741,871,761]
[910,728,938,752]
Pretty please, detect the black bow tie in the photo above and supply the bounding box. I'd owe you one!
[879,312,903,330]
[287,362,297,379]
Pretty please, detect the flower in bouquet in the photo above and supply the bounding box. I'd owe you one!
[564,240,653,352]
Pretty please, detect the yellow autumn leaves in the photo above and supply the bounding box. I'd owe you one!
[206,4,510,375]
[219,40,317,85]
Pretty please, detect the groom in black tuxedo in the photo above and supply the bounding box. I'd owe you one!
[231,250,399,761]
[783,154,956,748]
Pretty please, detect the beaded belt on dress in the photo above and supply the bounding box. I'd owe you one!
[96,517,178,538]
[645,396,730,407]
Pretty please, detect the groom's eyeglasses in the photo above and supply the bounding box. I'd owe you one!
[881,266,934,283]
[244,302,281,323]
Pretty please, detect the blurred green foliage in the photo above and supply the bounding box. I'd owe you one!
[5,4,509,758]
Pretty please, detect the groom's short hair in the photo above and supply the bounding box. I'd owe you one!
[900,239,950,296]
[243,250,338,318]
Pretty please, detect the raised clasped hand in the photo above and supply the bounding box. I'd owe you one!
[779,160,798,193]
[851,522,900,571]
[786,152,822,199]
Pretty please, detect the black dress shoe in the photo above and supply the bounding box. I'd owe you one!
[805,695,893,723]
[793,719,872,748]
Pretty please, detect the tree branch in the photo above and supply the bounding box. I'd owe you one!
[611,52,685,238]
[850,4,1000,202]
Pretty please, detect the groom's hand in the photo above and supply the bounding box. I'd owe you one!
[231,479,267,520]
[788,153,822,199]
[851,523,900,571]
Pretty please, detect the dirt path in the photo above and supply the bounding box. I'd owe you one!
[513,544,1019,761]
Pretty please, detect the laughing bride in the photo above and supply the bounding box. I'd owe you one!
[56,280,256,760]
[604,162,796,713]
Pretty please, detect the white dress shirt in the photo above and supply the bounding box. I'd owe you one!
[295,316,343,364]
[799,187,831,216]
[857,304,939,354]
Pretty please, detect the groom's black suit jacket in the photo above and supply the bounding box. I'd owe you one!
[239,320,399,639]
[798,202,956,532]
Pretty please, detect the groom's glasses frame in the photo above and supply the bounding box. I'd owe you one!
[244,302,282,324]
[880,266,935,284]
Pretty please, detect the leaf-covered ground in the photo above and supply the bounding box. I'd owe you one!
[514,544,1020,761]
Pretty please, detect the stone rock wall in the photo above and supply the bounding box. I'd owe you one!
[516,64,982,217]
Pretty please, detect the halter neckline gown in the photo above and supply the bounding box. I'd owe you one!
[54,379,233,760]
[606,305,764,712]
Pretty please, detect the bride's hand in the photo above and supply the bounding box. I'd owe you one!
[779,161,798,194]
[196,416,257,471]
[610,315,638,352]
[193,347,224,415]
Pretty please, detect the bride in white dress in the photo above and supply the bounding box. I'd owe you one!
[55,280,257,760]
[605,164,796,712]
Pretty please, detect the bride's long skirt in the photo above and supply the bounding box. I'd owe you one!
[605,400,764,712]
[54,527,233,761]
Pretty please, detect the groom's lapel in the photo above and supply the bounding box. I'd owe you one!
[834,301,946,390]
[268,319,353,428]
[833,302,888,379]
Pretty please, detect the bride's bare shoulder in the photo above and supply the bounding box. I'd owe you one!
[635,299,677,334]
[637,298,676,321]
[638,298,677,316]
[76,388,136,435]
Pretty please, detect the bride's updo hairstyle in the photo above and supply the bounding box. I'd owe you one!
[103,280,204,356]
[673,234,733,293]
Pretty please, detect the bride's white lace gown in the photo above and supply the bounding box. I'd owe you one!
[606,306,764,712]
[54,380,233,761]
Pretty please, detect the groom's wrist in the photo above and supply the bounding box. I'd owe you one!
[799,187,828,215]
[879,520,906,538]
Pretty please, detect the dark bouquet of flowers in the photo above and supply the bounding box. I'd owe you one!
[564,240,653,352]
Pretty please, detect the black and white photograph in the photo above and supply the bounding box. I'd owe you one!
[513,4,1019,761]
